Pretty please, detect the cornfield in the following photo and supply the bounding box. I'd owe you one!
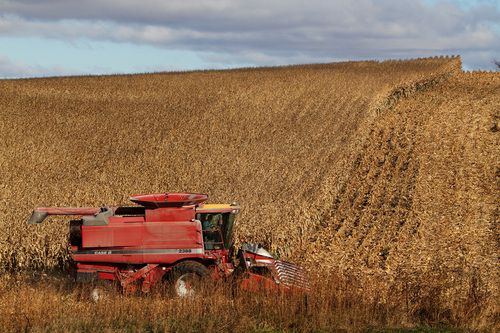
[0,56,498,331]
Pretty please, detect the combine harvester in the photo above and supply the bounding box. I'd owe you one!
[28,193,308,298]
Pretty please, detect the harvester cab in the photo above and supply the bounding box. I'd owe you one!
[197,210,236,251]
[28,192,308,297]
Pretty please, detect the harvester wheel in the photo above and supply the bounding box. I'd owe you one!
[170,260,209,298]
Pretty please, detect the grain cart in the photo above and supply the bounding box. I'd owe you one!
[28,193,308,297]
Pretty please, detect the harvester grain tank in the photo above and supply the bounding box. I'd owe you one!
[28,193,308,297]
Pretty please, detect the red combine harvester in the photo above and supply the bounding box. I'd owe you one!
[28,193,308,298]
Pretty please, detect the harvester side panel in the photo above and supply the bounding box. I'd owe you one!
[82,217,144,248]
[76,220,204,265]
[145,206,195,222]
[143,221,202,248]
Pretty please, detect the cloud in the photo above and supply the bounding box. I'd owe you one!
[0,54,47,77]
[0,54,77,78]
[0,0,499,70]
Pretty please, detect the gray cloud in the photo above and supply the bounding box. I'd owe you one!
[0,54,77,78]
[0,54,36,77]
[0,0,499,71]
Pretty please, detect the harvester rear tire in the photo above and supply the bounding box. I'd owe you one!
[169,260,210,298]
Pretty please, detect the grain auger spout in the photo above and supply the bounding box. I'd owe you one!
[28,207,102,224]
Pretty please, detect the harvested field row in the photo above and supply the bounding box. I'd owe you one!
[309,71,500,327]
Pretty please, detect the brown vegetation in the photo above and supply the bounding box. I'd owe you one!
[0,273,435,332]
[0,56,498,331]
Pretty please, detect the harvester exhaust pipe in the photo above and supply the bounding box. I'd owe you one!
[28,207,101,224]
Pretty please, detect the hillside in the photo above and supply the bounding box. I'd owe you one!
[0,56,498,330]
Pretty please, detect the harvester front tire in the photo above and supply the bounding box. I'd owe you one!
[170,260,210,298]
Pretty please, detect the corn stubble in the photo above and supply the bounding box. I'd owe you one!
[0,56,498,331]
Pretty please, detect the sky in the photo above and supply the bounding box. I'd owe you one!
[0,0,499,78]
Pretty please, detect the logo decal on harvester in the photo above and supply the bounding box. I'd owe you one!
[94,250,112,255]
